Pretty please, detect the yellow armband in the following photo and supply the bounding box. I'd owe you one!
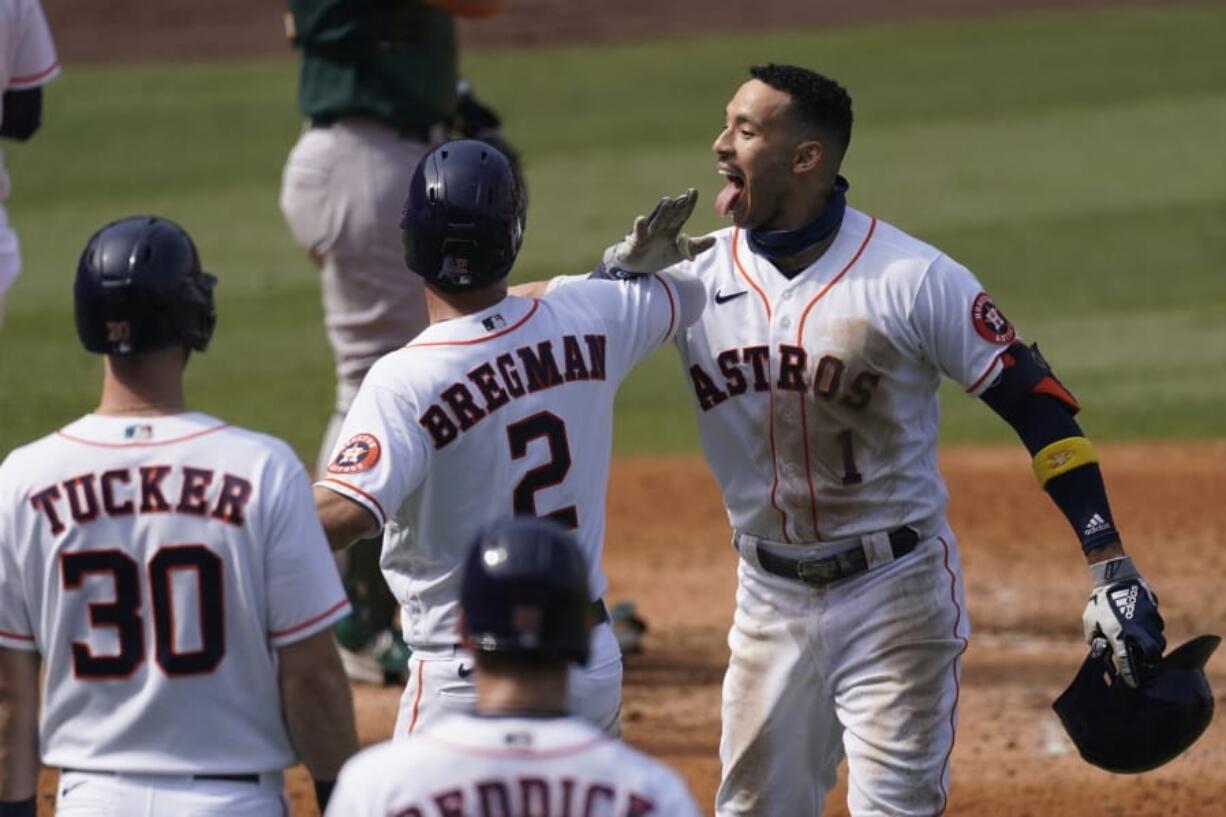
[1032,437,1098,488]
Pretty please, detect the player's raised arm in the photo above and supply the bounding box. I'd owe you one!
[509,188,715,299]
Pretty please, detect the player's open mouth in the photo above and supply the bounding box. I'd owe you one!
[715,167,745,219]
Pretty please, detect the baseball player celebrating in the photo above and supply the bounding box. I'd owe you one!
[0,217,358,816]
[0,0,59,328]
[313,138,710,738]
[325,517,703,817]
[646,64,1166,815]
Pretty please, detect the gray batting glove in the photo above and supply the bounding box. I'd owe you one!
[599,189,716,277]
[1082,556,1166,687]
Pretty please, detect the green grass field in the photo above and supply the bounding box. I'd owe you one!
[2,4,1224,459]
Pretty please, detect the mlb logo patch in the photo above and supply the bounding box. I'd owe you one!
[124,424,154,440]
[482,313,507,332]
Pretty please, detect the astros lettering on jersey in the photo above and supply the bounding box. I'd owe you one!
[674,207,1016,542]
[0,412,350,773]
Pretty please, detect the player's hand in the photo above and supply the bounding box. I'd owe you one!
[1082,558,1165,687]
[598,189,716,278]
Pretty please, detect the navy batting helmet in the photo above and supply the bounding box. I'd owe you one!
[1053,634,1219,773]
[400,138,526,291]
[460,517,593,666]
[75,216,217,355]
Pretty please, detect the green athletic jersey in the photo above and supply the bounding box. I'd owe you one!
[288,0,458,133]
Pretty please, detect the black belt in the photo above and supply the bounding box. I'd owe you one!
[755,527,919,587]
[309,114,437,142]
[61,768,259,785]
[591,598,610,624]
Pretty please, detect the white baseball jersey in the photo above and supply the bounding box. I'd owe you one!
[674,207,1018,543]
[318,276,697,647]
[0,0,59,292]
[0,412,350,774]
[326,713,703,817]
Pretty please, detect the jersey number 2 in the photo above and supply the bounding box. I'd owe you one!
[61,545,225,680]
[506,412,578,529]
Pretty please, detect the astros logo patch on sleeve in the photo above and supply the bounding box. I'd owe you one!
[328,433,382,474]
[970,292,1016,344]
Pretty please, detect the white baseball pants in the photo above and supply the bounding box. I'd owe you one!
[717,528,969,817]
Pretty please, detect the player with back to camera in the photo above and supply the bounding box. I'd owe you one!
[325,516,704,816]
[639,63,1168,816]
[280,0,519,685]
[313,137,713,739]
[0,216,358,817]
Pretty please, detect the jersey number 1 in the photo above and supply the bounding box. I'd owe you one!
[506,411,578,529]
[61,545,225,680]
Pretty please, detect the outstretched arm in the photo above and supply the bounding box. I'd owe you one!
[980,342,1164,686]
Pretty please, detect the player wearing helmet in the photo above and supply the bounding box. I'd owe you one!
[313,138,711,737]
[324,517,703,816]
[0,216,358,816]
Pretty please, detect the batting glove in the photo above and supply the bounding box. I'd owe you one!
[596,189,716,278]
[1082,556,1165,687]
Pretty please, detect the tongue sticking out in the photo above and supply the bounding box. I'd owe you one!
[715,179,743,217]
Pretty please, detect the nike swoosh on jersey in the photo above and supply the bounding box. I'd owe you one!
[458,664,475,679]
[714,289,748,305]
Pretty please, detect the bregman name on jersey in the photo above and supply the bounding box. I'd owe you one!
[419,333,607,448]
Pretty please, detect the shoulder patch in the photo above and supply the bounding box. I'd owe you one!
[328,433,382,474]
[970,292,1016,345]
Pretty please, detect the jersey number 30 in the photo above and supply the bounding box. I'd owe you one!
[61,545,225,680]
[506,411,578,529]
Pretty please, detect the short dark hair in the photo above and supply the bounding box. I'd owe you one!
[749,64,853,160]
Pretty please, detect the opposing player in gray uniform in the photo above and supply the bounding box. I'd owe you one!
[279,0,513,683]
[0,217,358,817]
[325,516,703,817]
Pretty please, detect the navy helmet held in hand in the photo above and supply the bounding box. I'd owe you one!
[75,215,217,355]
[400,138,526,291]
[460,516,593,666]
[1053,634,1218,773]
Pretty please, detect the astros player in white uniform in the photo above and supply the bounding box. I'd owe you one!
[326,517,703,817]
[0,216,358,816]
[313,138,711,739]
[655,64,1167,816]
[0,0,59,327]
